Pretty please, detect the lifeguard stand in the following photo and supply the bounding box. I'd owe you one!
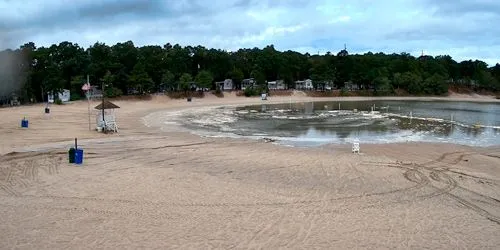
[352,142,360,154]
[94,100,120,132]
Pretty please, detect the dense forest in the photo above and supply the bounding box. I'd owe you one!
[1,41,499,103]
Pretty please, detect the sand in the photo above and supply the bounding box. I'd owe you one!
[0,92,499,249]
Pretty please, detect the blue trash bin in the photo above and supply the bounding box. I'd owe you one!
[74,149,84,165]
[21,119,29,128]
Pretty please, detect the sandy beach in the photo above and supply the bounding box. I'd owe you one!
[0,92,499,249]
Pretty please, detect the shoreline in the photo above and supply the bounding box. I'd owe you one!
[1,93,499,155]
[141,94,500,149]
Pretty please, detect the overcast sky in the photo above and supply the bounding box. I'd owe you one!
[1,0,499,66]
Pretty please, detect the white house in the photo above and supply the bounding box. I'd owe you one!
[241,78,256,90]
[267,80,286,90]
[344,81,359,91]
[295,79,313,90]
[47,89,71,103]
[58,89,71,102]
[324,81,334,91]
[216,79,234,91]
[223,79,234,90]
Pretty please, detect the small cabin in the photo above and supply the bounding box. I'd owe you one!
[295,79,313,90]
[241,78,256,90]
[267,80,286,90]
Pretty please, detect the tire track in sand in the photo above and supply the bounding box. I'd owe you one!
[363,149,500,224]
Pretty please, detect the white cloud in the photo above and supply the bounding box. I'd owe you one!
[0,0,499,66]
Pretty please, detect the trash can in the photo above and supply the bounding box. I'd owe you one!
[45,107,50,114]
[68,148,76,163]
[187,97,192,102]
[21,119,29,128]
[74,149,84,165]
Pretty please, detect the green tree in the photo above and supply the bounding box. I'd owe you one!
[230,68,244,89]
[161,70,175,91]
[4,39,500,102]
[179,73,192,92]
[478,70,499,91]
[251,70,266,86]
[129,64,153,94]
[195,70,213,89]
[423,73,448,95]
[373,77,393,96]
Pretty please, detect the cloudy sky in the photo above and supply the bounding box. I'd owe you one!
[1,0,499,66]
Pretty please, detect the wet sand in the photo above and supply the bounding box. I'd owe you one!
[0,93,499,249]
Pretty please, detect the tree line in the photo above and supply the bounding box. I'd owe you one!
[1,41,499,103]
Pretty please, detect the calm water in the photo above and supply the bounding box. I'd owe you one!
[179,100,500,147]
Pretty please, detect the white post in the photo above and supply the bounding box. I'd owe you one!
[450,113,454,131]
[338,103,341,110]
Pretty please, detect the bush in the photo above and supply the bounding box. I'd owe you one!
[54,99,63,105]
[241,86,268,97]
[213,89,224,98]
[105,87,123,98]
[243,87,258,97]
[167,91,205,99]
[340,88,349,96]
[70,93,83,101]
